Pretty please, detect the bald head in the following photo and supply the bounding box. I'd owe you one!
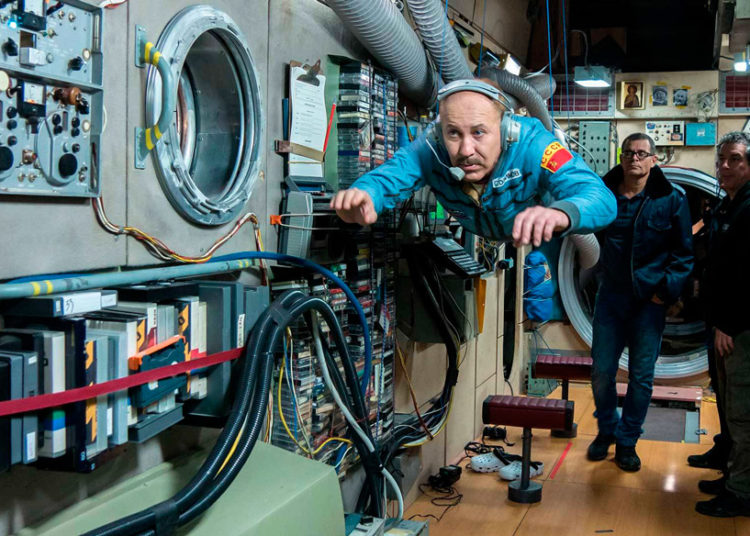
[439,91,503,182]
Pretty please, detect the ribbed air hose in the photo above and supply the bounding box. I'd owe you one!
[482,65,554,131]
[407,0,473,82]
[327,0,438,106]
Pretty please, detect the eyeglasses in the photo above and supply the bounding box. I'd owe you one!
[621,150,654,160]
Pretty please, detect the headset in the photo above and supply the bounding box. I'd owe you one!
[428,79,521,181]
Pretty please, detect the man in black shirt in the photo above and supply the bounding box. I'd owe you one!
[696,132,750,517]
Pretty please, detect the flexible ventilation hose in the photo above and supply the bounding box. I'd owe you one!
[407,0,473,82]
[327,0,438,106]
[482,66,554,131]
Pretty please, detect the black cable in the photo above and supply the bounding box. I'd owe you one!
[86,291,391,534]
[85,290,305,536]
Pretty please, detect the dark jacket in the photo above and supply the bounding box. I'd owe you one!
[600,164,694,304]
[704,182,750,336]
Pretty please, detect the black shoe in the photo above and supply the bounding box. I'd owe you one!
[696,491,750,517]
[587,434,615,461]
[687,446,727,470]
[615,444,641,472]
[698,476,727,495]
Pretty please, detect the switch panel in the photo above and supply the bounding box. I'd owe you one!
[578,121,611,177]
[645,121,685,146]
[0,0,102,197]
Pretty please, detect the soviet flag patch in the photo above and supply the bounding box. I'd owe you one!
[540,142,573,173]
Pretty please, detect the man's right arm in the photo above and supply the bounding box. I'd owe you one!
[331,133,433,223]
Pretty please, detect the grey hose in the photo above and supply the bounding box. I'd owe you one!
[524,72,556,101]
[407,0,473,82]
[482,65,554,131]
[327,0,438,106]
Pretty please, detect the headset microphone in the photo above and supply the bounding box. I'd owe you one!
[449,167,465,181]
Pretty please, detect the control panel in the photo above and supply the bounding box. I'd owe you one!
[0,0,102,197]
[644,120,685,146]
[578,121,610,177]
[429,235,487,278]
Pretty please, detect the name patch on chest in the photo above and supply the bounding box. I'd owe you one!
[540,142,573,173]
[492,168,522,189]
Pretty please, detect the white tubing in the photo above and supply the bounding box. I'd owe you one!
[568,233,600,270]
[311,314,404,521]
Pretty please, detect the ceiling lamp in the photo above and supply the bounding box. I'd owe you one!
[573,65,612,88]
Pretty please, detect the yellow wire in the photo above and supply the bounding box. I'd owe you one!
[217,422,245,475]
[277,341,311,454]
[277,341,352,456]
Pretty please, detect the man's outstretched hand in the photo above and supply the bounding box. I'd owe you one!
[512,206,570,247]
[330,188,378,226]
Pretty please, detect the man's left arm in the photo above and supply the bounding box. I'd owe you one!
[656,194,695,304]
[534,143,617,235]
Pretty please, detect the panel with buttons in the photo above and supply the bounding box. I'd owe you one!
[0,0,102,197]
[644,121,686,147]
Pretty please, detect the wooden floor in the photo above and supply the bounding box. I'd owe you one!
[405,384,749,536]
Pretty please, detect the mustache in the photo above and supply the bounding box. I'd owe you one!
[457,158,481,166]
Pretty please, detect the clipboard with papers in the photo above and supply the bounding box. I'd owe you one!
[286,60,330,178]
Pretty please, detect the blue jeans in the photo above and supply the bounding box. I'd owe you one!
[591,287,666,447]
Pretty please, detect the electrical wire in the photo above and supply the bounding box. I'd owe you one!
[93,195,260,263]
[396,344,433,438]
[277,331,314,455]
[544,0,554,117]
[312,313,404,521]
[98,0,128,7]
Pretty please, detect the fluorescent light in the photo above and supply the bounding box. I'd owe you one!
[504,55,521,76]
[575,79,611,88]
[735,52,748,72]
[574,65,611,88]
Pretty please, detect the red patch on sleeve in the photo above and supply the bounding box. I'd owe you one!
[540,142,574,173]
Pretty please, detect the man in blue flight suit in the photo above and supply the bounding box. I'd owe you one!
[330,78,616,246]
[587,133,694,472]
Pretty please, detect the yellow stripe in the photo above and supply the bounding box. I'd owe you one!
[154,124,162,140]
[45,280,53,294]
[31,282,41,296]
[144,42,153,64]
[151,51,161,66]
[145,128,154,151]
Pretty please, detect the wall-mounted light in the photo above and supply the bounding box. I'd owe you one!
[734,45,750,72]
[574,65,612,88]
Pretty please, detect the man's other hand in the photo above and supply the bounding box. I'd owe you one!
[330,188,378,226]
[715,327,734,358]
[512,207,570,247]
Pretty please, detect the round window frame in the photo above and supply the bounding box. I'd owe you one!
[145,5,263,226]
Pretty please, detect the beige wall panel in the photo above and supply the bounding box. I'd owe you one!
[395,334,454,411]
[537,321,589,352]
[473,0,532,62]
[448,0,476,19]
[495,334,506,393]
[404,432,446,507]
[474,374,497,438]
[475,274,499,386]
[444,338,477,462]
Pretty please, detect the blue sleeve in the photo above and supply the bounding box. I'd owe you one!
[349,132,432,214]
[526,130,617,234]
[659,193,695,304]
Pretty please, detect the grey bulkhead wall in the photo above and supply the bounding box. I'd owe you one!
[124,0,269,267]
[0,3,127,280]
[0,2,366,534]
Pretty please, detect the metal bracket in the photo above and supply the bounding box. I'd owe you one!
[134,25,147,68]
[134,127,147,169]
[134,25,148,168]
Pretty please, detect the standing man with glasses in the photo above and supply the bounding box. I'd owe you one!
[587,133,694,471]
